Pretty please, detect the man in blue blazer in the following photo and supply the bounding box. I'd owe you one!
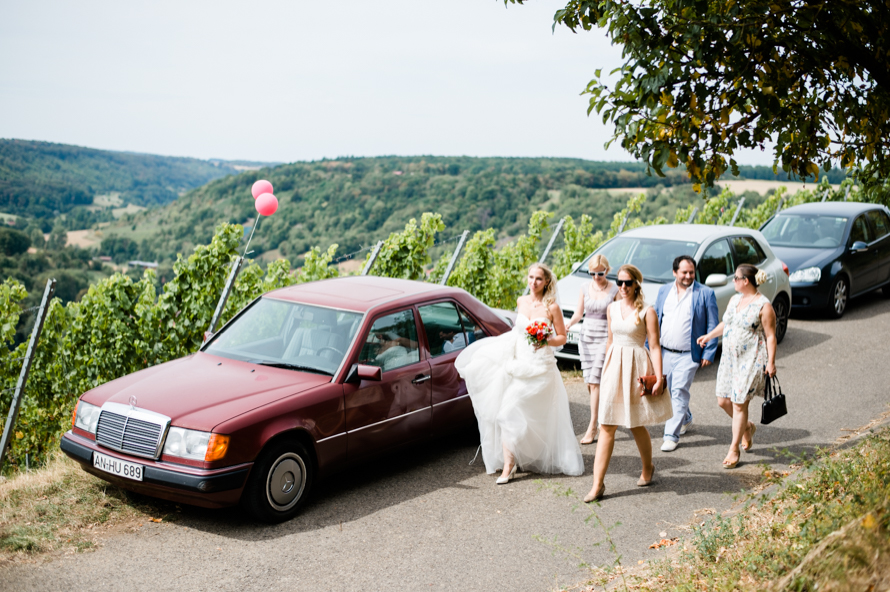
[654,255,719,451]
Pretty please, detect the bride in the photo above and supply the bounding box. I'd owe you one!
[455,263,584,483]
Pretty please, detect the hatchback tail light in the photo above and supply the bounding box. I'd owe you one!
[780,260,789,275]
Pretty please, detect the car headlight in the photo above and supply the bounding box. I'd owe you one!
[73,401,101,434]
[163,427,229,462]
[789,266,821,283]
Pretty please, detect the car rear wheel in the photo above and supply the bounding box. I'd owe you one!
[242,439,314,524]
[772,294,789,344]
[882,284,890,299]
[827,276,849,319]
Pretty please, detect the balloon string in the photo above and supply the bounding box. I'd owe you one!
[242,214,261,257]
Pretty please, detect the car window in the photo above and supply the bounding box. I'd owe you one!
[866,210,890,240]
[419,302,466,357]
[698,239,734,282]
[584,237,699,283]
[358,309,420,371]
[762,214,848,248]
[458,306,483,346]
[730,236,767,266]
[204,299,362,375]
[850,215,872,245]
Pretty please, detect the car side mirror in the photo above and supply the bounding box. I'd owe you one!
[203,331,215,343]
[345,364,382,384]
[705,273,728,287]
[571,261,582,272]
[850,241,868,253]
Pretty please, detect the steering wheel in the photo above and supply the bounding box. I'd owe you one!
[316,346,344,358]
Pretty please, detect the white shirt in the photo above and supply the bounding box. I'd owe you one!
[443,332,468,353]
[660,282,693,352]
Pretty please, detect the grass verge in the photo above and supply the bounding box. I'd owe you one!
[568,425,890,591]
[0,451,176,562]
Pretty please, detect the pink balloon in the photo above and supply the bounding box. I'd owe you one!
[251,180,273,199]
[255,193,278,216]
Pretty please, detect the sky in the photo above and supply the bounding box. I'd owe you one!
[0,0,772,166]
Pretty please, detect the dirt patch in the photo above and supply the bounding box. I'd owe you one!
[66,230,102,249]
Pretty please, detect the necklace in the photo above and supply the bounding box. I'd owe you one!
[737,292,758,310]
[591,280,608,293]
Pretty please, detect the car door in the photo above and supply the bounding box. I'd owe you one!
[417,301,480,437]
[343,307,432,461]
[846,214,877,294]
[729,235,777,301]
[865,209,890,287]
[696,238,736,317]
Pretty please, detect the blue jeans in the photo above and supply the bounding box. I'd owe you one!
[662,349,700,443]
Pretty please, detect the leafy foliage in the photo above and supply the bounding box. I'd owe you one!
[367,213,445,280]
[512,0,884,203]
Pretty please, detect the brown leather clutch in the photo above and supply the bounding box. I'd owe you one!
[638,374,667,396]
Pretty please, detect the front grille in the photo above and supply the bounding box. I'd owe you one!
[95,405,169,459]
[561,343,579,356]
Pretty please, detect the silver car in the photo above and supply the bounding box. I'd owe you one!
[556,224,792,361]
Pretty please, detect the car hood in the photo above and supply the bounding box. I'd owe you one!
[557,274,662,329]
[81,352,332,432]
[770,246,838,273]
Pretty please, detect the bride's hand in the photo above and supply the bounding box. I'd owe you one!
[654,377,664,396]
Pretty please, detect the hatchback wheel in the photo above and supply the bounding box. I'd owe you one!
[827,276,848,319]
[772,294,790,344]
[242,439,314,524]
[882,284,890,299]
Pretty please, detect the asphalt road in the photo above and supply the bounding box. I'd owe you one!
[5,291,890,592]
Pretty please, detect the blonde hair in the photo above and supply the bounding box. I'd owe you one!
[617,264,645,324]
[587,254,611,273]
[529,262,558,310]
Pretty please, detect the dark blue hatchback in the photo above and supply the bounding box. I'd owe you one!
[760,202,890,318]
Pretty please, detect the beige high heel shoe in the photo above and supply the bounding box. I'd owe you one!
[496,464,517,485]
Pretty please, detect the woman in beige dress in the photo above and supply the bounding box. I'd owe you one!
[584,264,673,503]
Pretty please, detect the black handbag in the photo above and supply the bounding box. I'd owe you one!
[761,374,787,425]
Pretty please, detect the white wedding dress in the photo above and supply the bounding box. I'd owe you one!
[454,314,584,476]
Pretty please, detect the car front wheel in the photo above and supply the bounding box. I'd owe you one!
[242,439,314,524]
[827,276,849,319]
[772,294,790,344]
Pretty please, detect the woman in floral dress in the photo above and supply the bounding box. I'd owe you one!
[696,264,777,469]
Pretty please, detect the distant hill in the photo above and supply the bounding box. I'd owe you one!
[99,155,845,263]
[0,139,278,218]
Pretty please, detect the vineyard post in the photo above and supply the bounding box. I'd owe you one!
[728,197,746,226]
[0,278,55,474]
[208,256,244,334]
[523,218,565,295]
[821,189,830,202]
[361,241,384,275]
[617,212,630,234]
[440,230,470,286]
[844,185,850,201]
[685,207,699,224]
[775,196,786,214]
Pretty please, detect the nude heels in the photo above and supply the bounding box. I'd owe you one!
[496,464,517,485]
[583,483,605,503]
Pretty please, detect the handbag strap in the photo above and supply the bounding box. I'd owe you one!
[764,374,773,401]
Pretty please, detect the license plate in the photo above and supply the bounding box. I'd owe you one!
[93,451,144,481]
[566,332,579,344]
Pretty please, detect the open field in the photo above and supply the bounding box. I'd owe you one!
[605,179,841,197]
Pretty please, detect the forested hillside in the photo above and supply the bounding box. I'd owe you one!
[103,155,846,263]
[0,139,271,218]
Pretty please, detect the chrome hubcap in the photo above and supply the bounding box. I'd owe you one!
[266,453,306,511]
[834,281,847,315]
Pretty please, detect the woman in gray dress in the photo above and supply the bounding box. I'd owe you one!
[567,254,619,444]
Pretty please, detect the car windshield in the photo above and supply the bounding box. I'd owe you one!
[204,298,362,376]
[761,214,848,248]
[574,237,699,283]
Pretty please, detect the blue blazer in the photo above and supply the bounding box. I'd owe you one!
[654,281,719,364]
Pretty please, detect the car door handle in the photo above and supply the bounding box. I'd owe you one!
[412,374,431,384]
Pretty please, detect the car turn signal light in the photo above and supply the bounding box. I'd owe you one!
[205,434,230,462]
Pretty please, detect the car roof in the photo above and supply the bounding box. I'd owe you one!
[777,202,885,216]
[263,275,461,313]
[619,223,757,242]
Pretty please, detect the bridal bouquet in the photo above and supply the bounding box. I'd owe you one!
[525,320,552,347]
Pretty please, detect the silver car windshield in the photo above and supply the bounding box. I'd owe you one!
[575,237,699,284]
[761,214,848,248]
[204,298,362,376]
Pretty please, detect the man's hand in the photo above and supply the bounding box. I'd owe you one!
[700,359,711,368]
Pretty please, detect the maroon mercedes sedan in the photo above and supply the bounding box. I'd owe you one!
[61,276,510,522]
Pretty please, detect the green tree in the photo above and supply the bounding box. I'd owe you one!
[514,0,889,203]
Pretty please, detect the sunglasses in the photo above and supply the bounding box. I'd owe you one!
[615,279,635,287]
[733,276,746,282]
[588,271,606,277]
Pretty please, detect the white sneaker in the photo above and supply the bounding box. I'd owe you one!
[680,419,692,435]
[661,440,678,452]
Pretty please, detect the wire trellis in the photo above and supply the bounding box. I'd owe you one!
[325,231,468,267]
